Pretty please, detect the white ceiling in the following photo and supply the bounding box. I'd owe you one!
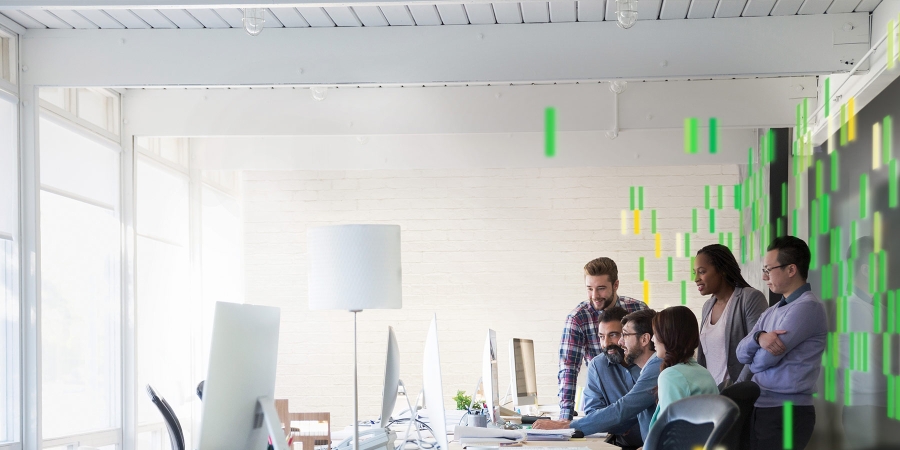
[0,0,883,30]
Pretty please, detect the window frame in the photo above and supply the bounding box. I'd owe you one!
[37,96,124,449]
[0,25,16,93]
[39,88,120,144]
[0,74,19,449]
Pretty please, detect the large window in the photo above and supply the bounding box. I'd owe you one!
[135,151,191,450]
[134,139,243,450]
[0,90,18,445]
[39,112,121,445]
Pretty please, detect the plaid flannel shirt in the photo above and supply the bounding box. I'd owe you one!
[557,295,648,420]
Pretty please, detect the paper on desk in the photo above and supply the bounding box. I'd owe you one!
[453,426,527,441]
[525,429,576,437]
[524,435,570,441]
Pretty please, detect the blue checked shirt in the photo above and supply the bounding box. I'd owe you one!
[557,295,648,420]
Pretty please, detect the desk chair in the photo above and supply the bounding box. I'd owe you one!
[642,395,739,450]
[719,381,760,450]
[146,385,186,450]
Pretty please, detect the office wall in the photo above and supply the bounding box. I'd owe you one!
[242,165,743,426]
[803,72,900,448]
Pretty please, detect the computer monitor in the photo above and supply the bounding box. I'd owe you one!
[379,326,401,428]
[422,315,448,450]
[482,329,500,424]
[508,338,538,407]
[198,302,287,450]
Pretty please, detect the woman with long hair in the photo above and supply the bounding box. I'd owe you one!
[695,244,768,389]
[647,306,718,430]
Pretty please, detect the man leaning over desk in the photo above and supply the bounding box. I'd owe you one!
[556,257,648,421]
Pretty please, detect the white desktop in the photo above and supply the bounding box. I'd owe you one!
[197,301,287,450]
[422,314,450,450]
[482,329,501,425]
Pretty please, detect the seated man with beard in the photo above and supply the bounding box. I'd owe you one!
[580,307,644,449]
[535,309,660,450]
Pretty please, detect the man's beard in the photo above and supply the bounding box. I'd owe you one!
[593,296,614,309]
[624,345,642,366]
[603,345,625,365]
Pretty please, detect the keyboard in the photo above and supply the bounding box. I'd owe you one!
[520,415,550,424]
[517,447,592,450]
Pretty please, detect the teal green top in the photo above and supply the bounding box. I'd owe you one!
[648,358,719,430]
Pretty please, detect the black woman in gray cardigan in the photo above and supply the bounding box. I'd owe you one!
[694,244,768,391]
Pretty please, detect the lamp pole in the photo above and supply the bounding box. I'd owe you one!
[352,309,361,450]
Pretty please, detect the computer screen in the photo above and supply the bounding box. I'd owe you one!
[198,302,286,450]
[482,329,500,424]
[508,338,538,406]
[379,326,401,428]
[422,315,448,450]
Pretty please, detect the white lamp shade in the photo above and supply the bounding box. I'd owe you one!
[307,224,402,311]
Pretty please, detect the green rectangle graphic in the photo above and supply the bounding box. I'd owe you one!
[639,257,645,281]
[890,159,898,208]
[684,117,699,154]
[545,107,556,157]
[783,401,794,449]
[831,151,840,192]
[860,174,869,219]
[718,185,724,210]
[667,257,674,282]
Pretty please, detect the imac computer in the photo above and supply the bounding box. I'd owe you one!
[508,338,538,407]
[379,326,401,427]
[198,301,287,450]
[482,330,501,424]
[422,315,449,450]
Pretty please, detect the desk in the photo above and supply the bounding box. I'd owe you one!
[448,438,619,450]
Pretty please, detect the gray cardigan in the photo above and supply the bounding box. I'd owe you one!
[697,286,768,388]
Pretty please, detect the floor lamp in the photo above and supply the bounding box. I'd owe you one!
[308,224,402,450]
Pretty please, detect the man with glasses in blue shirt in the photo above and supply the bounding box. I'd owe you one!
[535,309,660,449]
[736,236,827,450]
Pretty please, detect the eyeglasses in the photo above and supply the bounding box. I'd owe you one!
[621,332,645,338]
[598,332,622,340]
[762,264,790,275]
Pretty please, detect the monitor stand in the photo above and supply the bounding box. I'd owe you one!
[498,405,519,417]
[257,396,289,450]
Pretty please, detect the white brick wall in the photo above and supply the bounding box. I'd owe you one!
[242,165,743,427]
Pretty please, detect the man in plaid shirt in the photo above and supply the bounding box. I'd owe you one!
[557,257,648,420]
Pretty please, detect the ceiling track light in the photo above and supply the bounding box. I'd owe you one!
[311,86,328,101]
[243,8,265,36]
[616,0,638,29]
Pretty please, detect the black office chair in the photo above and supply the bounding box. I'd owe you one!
[719,381,760,450]
[146,385,186,450]
[642,394,739,450]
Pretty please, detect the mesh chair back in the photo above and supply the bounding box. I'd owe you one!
[146,385,186,450]
[719,381,760,450]
[643,394,739,450]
